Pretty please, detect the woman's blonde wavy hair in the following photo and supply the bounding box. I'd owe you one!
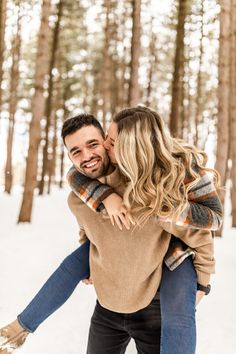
[113,106,220,226]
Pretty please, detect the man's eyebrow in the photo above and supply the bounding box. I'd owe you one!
[70,146,80,154]
[86,139,99,144]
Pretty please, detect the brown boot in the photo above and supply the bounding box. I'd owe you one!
[0,320,29,353]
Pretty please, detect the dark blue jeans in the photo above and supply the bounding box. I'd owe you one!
[18,240,90,332]
[160,256,197,354]
[18,240,197,354]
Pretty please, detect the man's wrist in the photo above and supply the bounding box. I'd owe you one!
[197,283,211,295]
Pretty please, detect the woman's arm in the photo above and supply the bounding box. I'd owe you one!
[67,166,222,231]
[170,169,223,230]
[67,166,134,229]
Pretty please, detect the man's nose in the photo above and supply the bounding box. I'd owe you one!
[81,149,93,161]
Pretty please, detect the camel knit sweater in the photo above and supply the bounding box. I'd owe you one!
[68,168,215,313]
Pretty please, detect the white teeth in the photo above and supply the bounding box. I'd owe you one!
[85,161,98,168]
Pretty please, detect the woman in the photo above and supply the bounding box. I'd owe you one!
[0,107,222,354]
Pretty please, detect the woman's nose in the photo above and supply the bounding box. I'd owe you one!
[103,139,110,150]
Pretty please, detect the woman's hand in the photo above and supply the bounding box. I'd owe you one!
[82,276,93,285]
[195,290,205,306]
[103,193,135,230]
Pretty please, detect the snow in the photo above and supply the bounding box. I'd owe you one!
[0,188,236,354]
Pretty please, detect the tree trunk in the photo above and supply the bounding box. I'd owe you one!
[215,0,231,213]
[194,0,204,147]
[18,0,51,223]
[100,0,111,131]
[38,0,63,195]
[128,0,141,107]
[146,25,158,107]
[0,0,7,114]
[48,78,61,193]
[169,0,188,137]
[230,0,236,226]
[59,87,69,188]
[5,1,21,194]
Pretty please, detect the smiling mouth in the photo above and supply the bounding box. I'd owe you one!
[83,159,100,169]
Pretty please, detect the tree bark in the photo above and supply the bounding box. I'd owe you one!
[100,0,112,131]
[38,0,63,195]
[0,0,7,114]
[59,87,69,188]
[230,0,236,226]
[5,1,22,193]
[18,0,51,223]
[215,0,231,210]
[194,0,204,147]
[146,24,158,107]
[128,0,141,107]
[169,0,188,137]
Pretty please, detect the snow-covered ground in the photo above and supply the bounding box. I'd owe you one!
[0,188,235,354]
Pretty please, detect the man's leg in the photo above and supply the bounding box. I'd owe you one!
[160,256,197,354]
[18,240,90,332]
[128,297,161,354]
[87,302,131,354]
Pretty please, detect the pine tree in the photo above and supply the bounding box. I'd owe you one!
[5,0,22,193]
[0,0,7,114]
[18,0,51,223]
[215,0,231,214]
[169,0,188,137]
[128,0,141,107]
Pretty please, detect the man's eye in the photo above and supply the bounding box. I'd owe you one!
[73,150,80,156]
[90,143,98,148]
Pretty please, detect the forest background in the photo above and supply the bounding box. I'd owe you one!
[0,1,236,353]
[0,0,236,228]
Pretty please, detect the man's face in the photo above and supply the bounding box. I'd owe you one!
[65,125,110,178]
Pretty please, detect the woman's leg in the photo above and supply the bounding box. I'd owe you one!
[160,256,197,354]
[17,239,90,332]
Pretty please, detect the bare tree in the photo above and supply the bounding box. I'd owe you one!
[0,0,7,114]
[215,0,231,212]
[100,0,112,130]
[18,0,51,223]
[39,0,63,195]
[194,0,204,147]
[5,1,22,193]
[169,0,188,137]
[146,20,158,107]
[128,0,141,107]
[230,0,236,226]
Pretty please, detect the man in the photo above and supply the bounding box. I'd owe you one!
[0,113,216,354]
[63,114,214,354]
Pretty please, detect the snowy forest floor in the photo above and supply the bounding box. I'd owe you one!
[0,188,235,354]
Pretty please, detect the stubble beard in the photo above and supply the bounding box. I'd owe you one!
[78,154,111,179]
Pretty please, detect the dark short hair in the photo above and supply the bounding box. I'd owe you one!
[61,114,105,144]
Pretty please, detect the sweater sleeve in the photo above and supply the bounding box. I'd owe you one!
[67,166,114,212]
[173,169,223,230]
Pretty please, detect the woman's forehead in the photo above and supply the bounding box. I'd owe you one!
[107,122,117,140]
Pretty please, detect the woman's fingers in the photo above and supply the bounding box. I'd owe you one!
[110,210,135,230]
[126,213,135,225]
[113,215,123,230]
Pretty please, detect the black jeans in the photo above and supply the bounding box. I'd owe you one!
[87,297,161,354]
